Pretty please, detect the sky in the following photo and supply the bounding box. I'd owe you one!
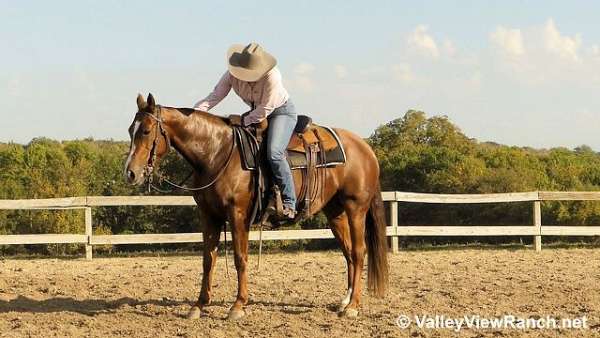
[2,0,600,150]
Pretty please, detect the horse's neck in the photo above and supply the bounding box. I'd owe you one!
[163,108,232,173]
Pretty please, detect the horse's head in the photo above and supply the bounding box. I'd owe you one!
[124,93,171,185]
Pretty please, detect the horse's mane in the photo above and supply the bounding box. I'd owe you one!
[162,106,230,125]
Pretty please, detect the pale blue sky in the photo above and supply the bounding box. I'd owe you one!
[2,1,600,149]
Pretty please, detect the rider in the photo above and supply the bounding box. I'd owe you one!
[193,42,298,220]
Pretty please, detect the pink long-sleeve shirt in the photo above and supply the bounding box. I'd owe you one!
[193,67,289,126]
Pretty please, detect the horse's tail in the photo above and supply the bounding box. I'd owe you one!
[366,182,389,298]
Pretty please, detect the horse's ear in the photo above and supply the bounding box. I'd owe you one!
[147,93,156,109]
[136,93,147,110]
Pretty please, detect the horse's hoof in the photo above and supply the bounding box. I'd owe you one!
[337,304,347,313]
[187,306,202,319]
[341,308,359,318]
[227,308,246,321]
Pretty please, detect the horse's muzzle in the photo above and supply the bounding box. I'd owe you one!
[126,169,144,185]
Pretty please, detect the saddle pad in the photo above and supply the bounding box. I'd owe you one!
[235,126,346,171]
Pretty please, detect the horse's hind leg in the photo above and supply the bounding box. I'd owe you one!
[323,200,354,313]
[187,213,222,319]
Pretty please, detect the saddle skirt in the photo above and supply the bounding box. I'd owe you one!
[235,116,346,171]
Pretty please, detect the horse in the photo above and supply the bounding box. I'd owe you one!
[124,93,388,320]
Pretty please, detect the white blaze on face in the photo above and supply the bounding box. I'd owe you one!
[124,121,141,174]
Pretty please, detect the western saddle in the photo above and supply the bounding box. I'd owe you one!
[229,114,346,227]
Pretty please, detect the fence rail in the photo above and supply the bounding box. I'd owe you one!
[1,191,600,259]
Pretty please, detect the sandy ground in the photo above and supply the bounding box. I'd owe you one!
[1,248,600,337]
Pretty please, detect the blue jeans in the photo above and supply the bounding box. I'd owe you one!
[267,99,297,209]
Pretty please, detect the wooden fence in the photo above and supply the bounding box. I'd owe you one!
[1,191,600,259]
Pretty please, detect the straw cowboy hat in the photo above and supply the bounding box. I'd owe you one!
[227,42,277,82]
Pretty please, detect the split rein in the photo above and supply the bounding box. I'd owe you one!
[138,106,237,193]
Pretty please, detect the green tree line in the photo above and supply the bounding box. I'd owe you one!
[1,111,600,254]
[0,137,199,255]
[370,111,600,246]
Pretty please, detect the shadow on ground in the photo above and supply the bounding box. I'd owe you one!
[0,295,336,318]
[0,296,186,316]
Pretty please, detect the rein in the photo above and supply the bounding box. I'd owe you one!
[139,106,237,193]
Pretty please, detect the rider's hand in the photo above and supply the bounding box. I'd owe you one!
[192,101,206,111]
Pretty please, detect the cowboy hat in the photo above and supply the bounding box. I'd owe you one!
[227,42,277,82]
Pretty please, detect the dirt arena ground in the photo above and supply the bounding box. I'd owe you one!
[1,248,600,337]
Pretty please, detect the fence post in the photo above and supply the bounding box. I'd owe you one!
[85,207,93,260]
[390,196,399,254]
[533,200,542,252]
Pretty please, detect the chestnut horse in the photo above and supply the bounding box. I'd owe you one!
[125,93,388,320]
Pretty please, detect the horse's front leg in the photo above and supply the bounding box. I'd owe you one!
[227,206,250,320]
[187,212,222,319]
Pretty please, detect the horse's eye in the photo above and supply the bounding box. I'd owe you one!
[143,129,151,135]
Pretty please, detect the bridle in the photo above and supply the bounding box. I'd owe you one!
[136,105,237,192]
[136,106,170,185]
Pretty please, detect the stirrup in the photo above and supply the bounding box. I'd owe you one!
[261,186,297,227]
